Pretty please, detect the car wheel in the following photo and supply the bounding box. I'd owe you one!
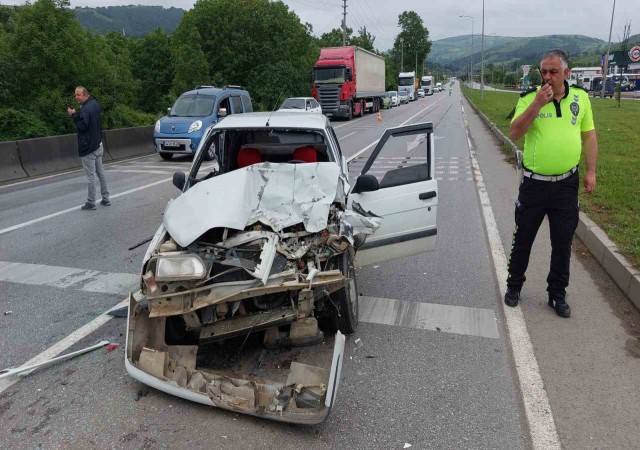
[159,152,173,161]
[323,250,359,335]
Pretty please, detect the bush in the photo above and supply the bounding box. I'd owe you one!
[0,107,52,141]
[103,103,157,130]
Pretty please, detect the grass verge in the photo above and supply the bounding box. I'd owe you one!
[462,85,640,269]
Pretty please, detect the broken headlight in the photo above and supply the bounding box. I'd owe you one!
[155,254,206,281]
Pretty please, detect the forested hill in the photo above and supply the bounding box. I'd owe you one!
[431,34,606,69]
[74,6,184,37]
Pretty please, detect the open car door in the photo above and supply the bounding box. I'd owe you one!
[349,122,438,267]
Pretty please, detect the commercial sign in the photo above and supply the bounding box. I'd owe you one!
[629,46,640,63]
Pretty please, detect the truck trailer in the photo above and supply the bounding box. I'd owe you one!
[312,46,386,120]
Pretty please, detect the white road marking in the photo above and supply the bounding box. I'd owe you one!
[0,297,128,395]
[108,169,170,175]
[0,154,155,190]
[0,261,138,295]
[0,178,171,237]
[360,296,499,339]
[340,131,358,140]
[460,101,561,449]
[346,96,445,163]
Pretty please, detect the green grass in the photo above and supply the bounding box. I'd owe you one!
[462,85,640,268]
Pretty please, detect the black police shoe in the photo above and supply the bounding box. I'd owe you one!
[504,288,520,307]
[548,297,571,318]
[81,202,96,211]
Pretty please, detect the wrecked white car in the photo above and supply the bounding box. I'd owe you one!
[126,112,438,424]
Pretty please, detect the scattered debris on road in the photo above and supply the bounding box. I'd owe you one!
[0,340,109,380]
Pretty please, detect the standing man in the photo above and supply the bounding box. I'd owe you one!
[67,86,110,210]
[504,49,598,318]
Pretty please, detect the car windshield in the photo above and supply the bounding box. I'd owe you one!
[189,127,333,184]
[422,80,432,87]
[170,94,216,117]
[398,78,414,86]
[280,99,305,109]
[389,91,397,96]
[315,67,345,84]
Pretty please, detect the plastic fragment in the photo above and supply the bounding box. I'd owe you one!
[404,444,412,449]
[105,343,120,352]
[4,311,12,315]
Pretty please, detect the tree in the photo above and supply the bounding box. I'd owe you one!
[318,26,352,48]
[171,16,209,97]
[184,0,317,110]
[351,26,375,51]
[130,29,174,114]
[392,11,431,76]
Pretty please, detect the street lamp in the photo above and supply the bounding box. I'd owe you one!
[460,15,474,87]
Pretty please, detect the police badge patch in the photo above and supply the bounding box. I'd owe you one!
[570,96,579,126]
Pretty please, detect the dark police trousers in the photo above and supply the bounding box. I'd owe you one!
[506,170,579,301]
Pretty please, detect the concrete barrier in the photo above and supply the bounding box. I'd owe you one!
[103,126,154,160]
[0,141,28,183]
[18,134,81,177]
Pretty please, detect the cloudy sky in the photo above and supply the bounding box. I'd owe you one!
[2,0,638,50]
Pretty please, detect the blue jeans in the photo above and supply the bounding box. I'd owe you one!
[81,143,109,205]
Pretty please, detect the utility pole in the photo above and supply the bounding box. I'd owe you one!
[601,0,615,99]
[342,0,347,46]
[400,38,404,72]
[415,52,418,75]
[460,15,474,86]
[480,0,485,99]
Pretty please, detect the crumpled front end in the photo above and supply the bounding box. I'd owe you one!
[125,162,379,423]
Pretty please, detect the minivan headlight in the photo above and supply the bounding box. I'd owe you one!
[188,120,203,133]
[154,120,161,133]
[155,254,206,281]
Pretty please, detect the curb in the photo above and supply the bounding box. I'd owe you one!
[463,93,640,312]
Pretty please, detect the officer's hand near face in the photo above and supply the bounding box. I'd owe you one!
[533,83,553,109]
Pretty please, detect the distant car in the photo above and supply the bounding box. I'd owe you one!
[387,90,399,107]
[278,97,322,113]
[417,88,425,98]
[154,85,253,161]
[398,92,409,104]
[592,80,616,98]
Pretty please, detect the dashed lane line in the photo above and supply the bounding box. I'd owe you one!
[0,178,172,237]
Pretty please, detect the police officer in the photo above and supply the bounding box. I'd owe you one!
[504,49,598,318]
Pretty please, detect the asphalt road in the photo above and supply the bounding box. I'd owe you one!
[0,84,638,449]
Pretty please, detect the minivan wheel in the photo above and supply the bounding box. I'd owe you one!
[159,152,173,161]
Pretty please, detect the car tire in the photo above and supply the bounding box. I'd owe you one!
[348,101,353,120]
[322,250,359,335]
[159,152,173,161]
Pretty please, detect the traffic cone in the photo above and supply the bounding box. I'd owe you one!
[377,111,382,122]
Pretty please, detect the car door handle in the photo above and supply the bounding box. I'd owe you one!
[419,191,437,200]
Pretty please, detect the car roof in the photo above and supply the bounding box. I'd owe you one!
[283,97,315,101]
[212,112,330,130]
[181,86,248,96]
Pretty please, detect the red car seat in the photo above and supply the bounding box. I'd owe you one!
[293,146,317,163]
[237,147,262,168]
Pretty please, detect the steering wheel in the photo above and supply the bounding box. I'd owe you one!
[287,159,307,164]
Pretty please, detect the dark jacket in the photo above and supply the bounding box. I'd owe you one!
[73,96,103,157]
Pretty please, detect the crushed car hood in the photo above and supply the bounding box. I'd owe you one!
[164,162,342,247]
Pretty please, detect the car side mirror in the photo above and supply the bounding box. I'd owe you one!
[172,171,186,190]
[352,174,379,194]
[218,107,228,117]
[167,107,171,114]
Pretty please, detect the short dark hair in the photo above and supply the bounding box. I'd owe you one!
[75,86,89,96]
[542,49,569,68]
